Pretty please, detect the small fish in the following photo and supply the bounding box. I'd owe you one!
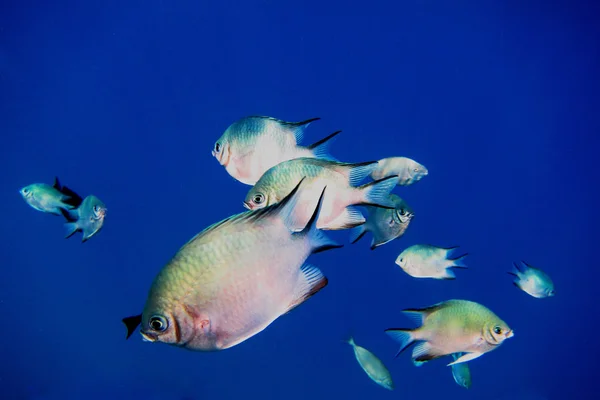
[212,116,340,185]
[395,244,468,280]
[370,157,428,186]
[60,195,107,242]
[385,299,514,366]
[19,177,81,215]
[122,180,342,351]
[451,353,472,389]
[347,337,394,390]
[350,194,414,249]
[244,158,397,230]
[508,261,555,298]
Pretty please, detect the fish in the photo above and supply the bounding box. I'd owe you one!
[244,158,397,231]
[19,177,82,215]
[370,157,428,186]
[385,299,514,366]
[60,195,107,242]
[346,337,394,390]
[395,244,468,280]
[349,194,414,249]
[508,261,555,298]
[451,352,472,389]
[122,180,343,351]
[212,115,340,185]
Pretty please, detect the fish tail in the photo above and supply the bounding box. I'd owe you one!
[306,130,341,161]
[349,224,368,244]
[347,161,379,186]
[298,186,343,254]
[384,328,416,358]
[357,176,397,208]
[449,253,468,268]
[346,336,356,346]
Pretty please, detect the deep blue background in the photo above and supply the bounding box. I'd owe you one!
[1,1,598,399]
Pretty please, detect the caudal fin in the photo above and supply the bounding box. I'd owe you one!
[307,130,341,161]
[357,176,397,209]
[384,328,416,358]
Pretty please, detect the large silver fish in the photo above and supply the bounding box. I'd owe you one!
[350,194,414,249]
[122,181,342,351]
[19,177,80,215]
[212,116,339,185]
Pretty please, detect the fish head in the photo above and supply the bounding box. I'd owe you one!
[484,319,514,346]
[394,201,414,225]
[79,196,107,241]
[545,287,556,297]
[211,136,231,167]
[407,160,428,182]
[19,185,35,200]
[140,304,214,349]
[243,187,272,210]
[395,250,409,270]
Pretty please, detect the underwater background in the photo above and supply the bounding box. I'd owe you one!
[1,0,598,399]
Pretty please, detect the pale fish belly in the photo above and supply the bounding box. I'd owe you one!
[204,235,311,349]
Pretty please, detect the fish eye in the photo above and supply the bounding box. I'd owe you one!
[252,193,265,204]
[493,326,502,335]
[399,209,406,215]
[93,205,100,213]
[214,142,221,153]
[22,188,29,194]
[149,315,168,332]
[399,258,404,263]
[413,168,419,172]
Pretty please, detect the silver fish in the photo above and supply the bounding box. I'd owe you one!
[350,194,414,249]
[347,337,394,390]
[396,244,468,280]
[19,177,80,215]
[370,157,428,186]
[212,116,339,185]
[61,195,107,242]
[508,261,555,299]
[122,181,342,351]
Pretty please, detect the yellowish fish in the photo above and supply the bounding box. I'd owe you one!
[122,181,342,351]
[347,337,394,390]
[385,299,514,365]
[244,158,397,231]
[212,116,340,185]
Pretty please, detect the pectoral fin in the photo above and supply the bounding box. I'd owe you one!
[447,352,483,366]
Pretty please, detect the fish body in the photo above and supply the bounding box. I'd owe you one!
[451,353,472,389]
[370,157,428,186]
[61,195,107,242]
[212,116,339,185]
[123,182,341,351]
[350,194,414,249]
[509,261,555,298]
[19,177,80,215]
[385,299,513,366]
[396,244,468,279]
[244,158,397,230]
[347,337,394,390]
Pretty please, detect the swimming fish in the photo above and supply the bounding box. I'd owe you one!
[395,244,468,280]
[19,177,81,215]
[508,261,555,299]
[451,353,472,389]
[370,157,428,186]
[385,299,514,366]
[346,337,394,390]
[212,115,340,185]
[122,181,342,351]
[244,158,397,231]
[60,195,107,242]
[350,194,414,249]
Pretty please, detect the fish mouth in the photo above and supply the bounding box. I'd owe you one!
[242,201,252,210]
[506,330,515,339]
[140,331,157,342]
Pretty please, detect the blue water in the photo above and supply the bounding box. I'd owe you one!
[2,1,598,399]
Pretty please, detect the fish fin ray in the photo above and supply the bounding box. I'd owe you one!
[449,253,468,268]
[447,352,483,366]
[413,342,444,362]
[282,117,321,143]
[286,264,328,314]
[349,224,367,244]
[64,222,79,239]
[384,328,415,357]
[306,130,340,161]
[347,161,380,186]
[295,185,343,254]
[357,176,397,208]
